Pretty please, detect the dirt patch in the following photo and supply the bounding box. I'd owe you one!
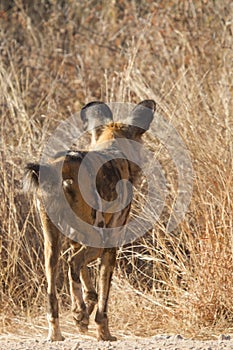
[1,334,233,350]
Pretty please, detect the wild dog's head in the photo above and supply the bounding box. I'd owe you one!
[80,100,156,148]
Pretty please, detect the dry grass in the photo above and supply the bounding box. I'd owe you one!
[0,0,233,340]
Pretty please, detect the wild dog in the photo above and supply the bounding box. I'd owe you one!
[24,100,155,341]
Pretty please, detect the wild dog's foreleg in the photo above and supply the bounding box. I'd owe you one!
[95,248,117,341]
[80,247,103,316]
[80,266,98,316]
[69,245,101,333]
[68,244,88,332]
[42,211,63,341]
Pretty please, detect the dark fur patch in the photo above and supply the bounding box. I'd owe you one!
[47,293,59,319]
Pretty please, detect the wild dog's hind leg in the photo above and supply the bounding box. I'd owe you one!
[95,248,117,341]
[42,211,63,341]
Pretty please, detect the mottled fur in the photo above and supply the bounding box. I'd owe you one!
[24,100,155,341]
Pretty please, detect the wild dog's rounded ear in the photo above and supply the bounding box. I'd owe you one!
[127,99,156,133]
[80,101,113,131]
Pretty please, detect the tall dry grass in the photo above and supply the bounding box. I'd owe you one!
[0,0,233,339]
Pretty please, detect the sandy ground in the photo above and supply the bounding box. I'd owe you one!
[1,284,233,350]
[1,334,233,350]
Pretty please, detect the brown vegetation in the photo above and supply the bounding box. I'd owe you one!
[0,0,233,340]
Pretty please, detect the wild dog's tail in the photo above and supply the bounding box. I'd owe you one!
[24,162,61,194]
[23,163,40,192]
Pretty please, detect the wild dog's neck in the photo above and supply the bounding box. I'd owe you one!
[90,123,142,149]
[89,123,116,150]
